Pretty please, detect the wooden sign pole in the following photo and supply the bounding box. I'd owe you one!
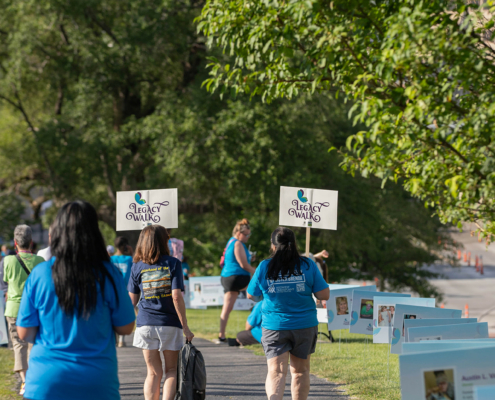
[305,189,314,257]
[305,226,311,257]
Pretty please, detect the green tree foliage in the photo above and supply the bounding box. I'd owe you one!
[197,0,495,239]
[0,193,25,242]
[0,0,454,296]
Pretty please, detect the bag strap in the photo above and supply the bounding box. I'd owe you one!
[15,254,31,276]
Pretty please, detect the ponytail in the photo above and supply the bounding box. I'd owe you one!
[266,227,309,281]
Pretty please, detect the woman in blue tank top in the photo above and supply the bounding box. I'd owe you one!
[215,219,256,344]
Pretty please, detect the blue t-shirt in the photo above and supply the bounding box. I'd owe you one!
[111,254,133,287]
[247,258,328,331]
[247,301,263,343]
[220,237,251,277]
[127,255,184,328]
[16,258,136,400]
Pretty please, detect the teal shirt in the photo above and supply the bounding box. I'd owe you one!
[248,258,328,331]
[220,237,251,277]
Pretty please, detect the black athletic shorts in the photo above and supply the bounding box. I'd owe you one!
[221,275,251,293]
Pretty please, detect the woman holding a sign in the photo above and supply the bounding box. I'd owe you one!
[247,227,329,400]
[216,218,256,344]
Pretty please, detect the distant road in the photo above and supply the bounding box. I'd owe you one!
[349,224,495,334]
[423,224,495,334]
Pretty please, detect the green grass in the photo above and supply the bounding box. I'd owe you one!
[187,308,400,400]
[0,308,401,400]
[0,347,21,400]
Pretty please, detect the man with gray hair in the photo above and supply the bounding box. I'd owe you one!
[3,224,45,396]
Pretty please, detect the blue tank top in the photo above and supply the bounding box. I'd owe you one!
[221,237,251,277]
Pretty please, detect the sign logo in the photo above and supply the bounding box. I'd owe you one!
[288,190,330,223]
[126,195,170,223]
[297,189,308,203]
[135,192,146,205]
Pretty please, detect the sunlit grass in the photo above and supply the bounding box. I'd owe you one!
[0,347,21,400]
[187,308,401,400]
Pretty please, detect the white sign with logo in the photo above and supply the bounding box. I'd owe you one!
[279,186,338,230]
[116,189,178,231]
[189,276,224,307]
[0,290,8,345]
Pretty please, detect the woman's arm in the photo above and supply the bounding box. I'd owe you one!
[114,321,135,335]
[172,288,194,341]
[314,287,329,301]
[129,291,140,307]
[17,326,38,343]
[234,241,256,274]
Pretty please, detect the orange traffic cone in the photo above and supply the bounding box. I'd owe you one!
[463,252,467,262]
[465,304,469,318]
[440,303,445,309]
[457,250,462,260]
[362,281,366,286]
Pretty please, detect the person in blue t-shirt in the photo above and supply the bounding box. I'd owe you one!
[247,227,329,400]
[16,201,136,400]
[182,255,190,280]
[111,236,134,348]
[236,300,263,346]
[216,218,256,344]
[128,225,194,400]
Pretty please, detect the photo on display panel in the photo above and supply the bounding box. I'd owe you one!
[360,299,373,319]
[336,296,349,316]
[194,283,202,295]
[377,304,395,327]
[423,369,455,400]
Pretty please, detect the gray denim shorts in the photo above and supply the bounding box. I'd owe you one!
[261,326,318,360]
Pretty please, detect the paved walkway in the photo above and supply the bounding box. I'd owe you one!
[118,337,348,399]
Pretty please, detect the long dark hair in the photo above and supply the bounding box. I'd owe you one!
[51,201,118,318]
[266,227,309,280]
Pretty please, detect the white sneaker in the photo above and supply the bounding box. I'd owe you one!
[213,338,228,345]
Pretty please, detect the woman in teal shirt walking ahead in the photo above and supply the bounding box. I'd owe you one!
[216,219,256,344]
[247,227,329,400]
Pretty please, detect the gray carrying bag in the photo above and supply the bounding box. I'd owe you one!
[174,340,206,400]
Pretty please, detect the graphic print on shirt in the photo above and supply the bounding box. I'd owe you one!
[141,266,171,299]
[115,263,128,277]
[267,274,306,294]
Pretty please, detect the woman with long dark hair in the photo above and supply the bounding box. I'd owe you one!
[16,201,136,400]
[247,227,329,400]
[128,225,194,400]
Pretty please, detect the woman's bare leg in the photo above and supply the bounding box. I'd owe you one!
[266,352,289,400]
[219,291,239,338]
[289,354,311,400]
[143,350,163,400]
[162,350,180,400]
